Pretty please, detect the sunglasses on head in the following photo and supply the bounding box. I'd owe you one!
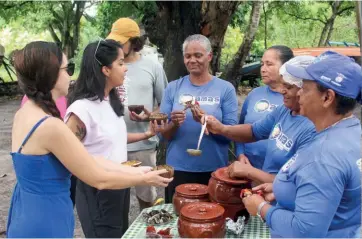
[61,62,75,76]
[94,38,107,66]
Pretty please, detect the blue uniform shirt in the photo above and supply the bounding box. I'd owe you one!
[267,116,361,238]
[236,86,283,169]
[159,75,238,172]
[252,105,316,174]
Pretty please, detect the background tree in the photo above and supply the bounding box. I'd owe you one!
[0,0,96,58]
[222,1,262,87]
[280,0,355,46]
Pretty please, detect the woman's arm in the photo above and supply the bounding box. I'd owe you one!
[228,161,275,184]
[127,131,153,144]
[45,118,172,190]
[247,167,276,184]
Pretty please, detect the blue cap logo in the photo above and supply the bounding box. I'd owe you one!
[335,73,345,83]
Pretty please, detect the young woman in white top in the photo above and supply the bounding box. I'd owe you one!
[8,41,171,238]
[65,39,171,238]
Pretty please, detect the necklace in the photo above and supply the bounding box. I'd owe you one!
[322,115,354,132]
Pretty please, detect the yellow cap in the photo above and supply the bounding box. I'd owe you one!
[106,18,140,44]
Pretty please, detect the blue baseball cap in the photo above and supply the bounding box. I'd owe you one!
[286,51,362,101]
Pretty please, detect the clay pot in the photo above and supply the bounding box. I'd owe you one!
[210,198,250,222]
[173,184,209,216]
[149,113,168,125]
[152,165,174,178]
[208,167,251,221]
[178,202,225,238]
[128,105,144,114]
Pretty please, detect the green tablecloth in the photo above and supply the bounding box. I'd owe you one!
[122,204,270,238]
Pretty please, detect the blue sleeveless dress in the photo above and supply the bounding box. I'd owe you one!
[7,116,74,238]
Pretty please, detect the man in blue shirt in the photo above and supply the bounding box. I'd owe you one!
[242,51,361,238]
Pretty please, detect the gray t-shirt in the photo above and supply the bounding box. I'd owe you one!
[117,55,168,152]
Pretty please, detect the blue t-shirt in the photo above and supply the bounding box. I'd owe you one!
[236,86,283,169]
[267,117,361,238]
[252,105,316,174]
[159,75,238,172]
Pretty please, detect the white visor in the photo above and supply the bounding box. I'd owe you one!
[280,55,316,88]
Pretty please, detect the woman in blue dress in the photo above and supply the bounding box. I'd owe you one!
[7,41,172,238]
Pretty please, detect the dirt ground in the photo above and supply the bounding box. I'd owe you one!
[0,96,360,237]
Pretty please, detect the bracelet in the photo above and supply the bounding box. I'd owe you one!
[257,201,269,222]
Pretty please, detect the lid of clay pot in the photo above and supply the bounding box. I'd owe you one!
[180,202,224,222]
[175,183,208,197]
[213,167,249,185]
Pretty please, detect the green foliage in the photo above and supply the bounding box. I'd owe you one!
[230,3,252,29]
[220,26,244,70]
[96,1,157,37]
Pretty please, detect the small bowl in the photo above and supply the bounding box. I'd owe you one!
[121,160,142,167]
[128,105,144,114]
[149,113,168,125]
[153,165,174,178]
[187,149,202,156]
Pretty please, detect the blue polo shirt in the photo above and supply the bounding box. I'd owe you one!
[159,75,238,172]
[252,105,316,174]
[267,116,361,238]
[236,86,283,169]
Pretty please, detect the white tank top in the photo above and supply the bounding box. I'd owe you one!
[64,98,127,163]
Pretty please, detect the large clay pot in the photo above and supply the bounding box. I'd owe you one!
[208,167,251,221]
[178,202,225,238]
[210,198,250,222]
[173,183,209,216]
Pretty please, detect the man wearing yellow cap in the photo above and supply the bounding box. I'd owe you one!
[107,18,168,211]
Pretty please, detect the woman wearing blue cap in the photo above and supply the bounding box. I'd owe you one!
[239,51,361,238]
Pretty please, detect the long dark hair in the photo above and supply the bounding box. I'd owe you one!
[67,39,124,116]
[14,41,62,118]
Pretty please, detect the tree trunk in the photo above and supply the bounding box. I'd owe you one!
[263,1,267,49]
[222,1,262,88]
[324,18,336,46]
[200,1,240,74]
[143,1,239,82]
[72,1,85,58]
[318,21,330,46]
[319,1,340,46]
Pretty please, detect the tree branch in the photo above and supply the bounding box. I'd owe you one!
[131,1,141,11]
[337,6,355,15]
[3,1,29,10]
[48,23,61,44]
[283,8,326,24]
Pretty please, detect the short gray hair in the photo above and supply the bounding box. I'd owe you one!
[182,34,212,55]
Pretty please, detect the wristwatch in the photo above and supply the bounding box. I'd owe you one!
[257,201,269,223]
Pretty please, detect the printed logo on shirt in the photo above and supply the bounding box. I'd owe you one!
[178,95,220,106]
[270,123,293,151]
[254,99,277,113]
[117,76,130,106]
[357,158,362,172]
[281,153,298,173]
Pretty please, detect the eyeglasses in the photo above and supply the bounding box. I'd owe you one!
[60,62,75,76]
[94,38,106,66]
